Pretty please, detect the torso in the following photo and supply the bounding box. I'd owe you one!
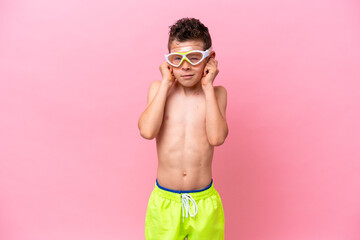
[156,82,214,191]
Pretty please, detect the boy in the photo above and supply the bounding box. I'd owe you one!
[138,17,228,240]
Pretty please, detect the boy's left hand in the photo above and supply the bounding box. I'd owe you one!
[201,57,219,87]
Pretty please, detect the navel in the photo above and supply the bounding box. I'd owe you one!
[183,171,187,176]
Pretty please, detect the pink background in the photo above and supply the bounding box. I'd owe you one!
[1,0,360,239]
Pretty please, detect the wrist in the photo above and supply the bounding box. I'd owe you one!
[161,78,174,89]
[202,84,215,98]
[202,83,214,91]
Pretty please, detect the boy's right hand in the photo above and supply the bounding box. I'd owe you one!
[159,61,176,87]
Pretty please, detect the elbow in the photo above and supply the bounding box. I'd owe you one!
[141,134,154,140]
[138,118,155,140]
[209,139,224,146]
[139,129,156,140]
[209,136,227,147]
[139,126,158,140]
[209,129,228,146]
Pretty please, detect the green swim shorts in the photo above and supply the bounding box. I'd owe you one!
[145,179,225,240]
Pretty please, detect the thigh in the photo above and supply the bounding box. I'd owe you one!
[187,189,225,240]
[145,189,187,240]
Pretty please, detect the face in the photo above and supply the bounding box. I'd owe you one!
[169,40,214,87]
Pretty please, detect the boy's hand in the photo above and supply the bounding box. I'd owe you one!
[201,57,219,88]
[159,61,176,87]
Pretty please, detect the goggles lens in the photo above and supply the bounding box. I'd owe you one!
[165,48,212,67]
[167,52,203,66]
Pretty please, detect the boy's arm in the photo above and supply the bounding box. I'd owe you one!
[138,80,172,139]
[203,85,228,146]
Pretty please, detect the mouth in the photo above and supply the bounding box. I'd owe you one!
[181,74,194,78]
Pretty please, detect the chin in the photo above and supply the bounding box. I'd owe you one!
[180,80,201,88]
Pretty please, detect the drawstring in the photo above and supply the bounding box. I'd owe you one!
[181,193,198,222]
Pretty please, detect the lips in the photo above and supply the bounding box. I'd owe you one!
[181,74,194,77]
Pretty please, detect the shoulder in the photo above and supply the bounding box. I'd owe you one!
[214,85,227,99]
[213,85,227,119]
[147,80,162,97]
[148,80,161,92]
[146,80,162,106]
[150,80,161,88]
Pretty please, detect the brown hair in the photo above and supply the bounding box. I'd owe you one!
[167,17,212,52]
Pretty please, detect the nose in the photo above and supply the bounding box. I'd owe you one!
[181,59,192,70]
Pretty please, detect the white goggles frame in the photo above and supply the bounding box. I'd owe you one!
[165,47,212,67]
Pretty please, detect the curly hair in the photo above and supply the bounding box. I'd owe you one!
[167,17,212,52]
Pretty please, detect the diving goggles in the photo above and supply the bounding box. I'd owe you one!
[165,47,212,67]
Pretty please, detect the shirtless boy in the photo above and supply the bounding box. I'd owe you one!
[138,17,228,240]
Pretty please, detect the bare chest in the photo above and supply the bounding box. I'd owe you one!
[163,93,206,131]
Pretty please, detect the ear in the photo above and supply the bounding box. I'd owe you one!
[206,51,216,63]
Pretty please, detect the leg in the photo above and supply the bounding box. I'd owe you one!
[186,189,225,240]
[145,189,187,240]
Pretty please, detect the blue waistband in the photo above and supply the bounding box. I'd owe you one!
[156,178,213,194]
